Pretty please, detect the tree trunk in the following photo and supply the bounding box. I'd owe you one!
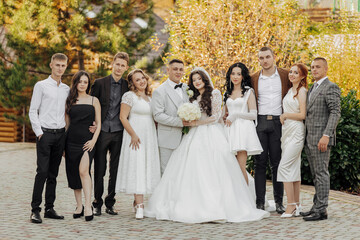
[78,50,85,70]
[22,106,25,142]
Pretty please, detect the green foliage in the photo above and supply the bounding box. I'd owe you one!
[247,90,360,191]
[0,57,37,124]
[0,0,155,125]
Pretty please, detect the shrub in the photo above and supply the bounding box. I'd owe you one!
[301,90,360,191]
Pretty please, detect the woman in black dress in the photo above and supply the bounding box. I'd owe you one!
[65,71,101,221]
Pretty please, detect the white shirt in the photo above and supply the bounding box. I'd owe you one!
[167,79,183,99]
[257,68,282,115]
[315,76,328,87]
[29,76,70,136]
[309,76,328,101]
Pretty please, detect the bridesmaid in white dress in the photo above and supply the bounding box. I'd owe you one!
[224,62,263,185]
[277,63,308,217]
[115,69,161,219]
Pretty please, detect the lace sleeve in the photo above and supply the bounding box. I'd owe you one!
[211,89,222,121]
[196,89,223,126]
[121,91,134,107]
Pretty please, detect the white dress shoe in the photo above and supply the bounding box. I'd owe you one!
[281,203,296,218]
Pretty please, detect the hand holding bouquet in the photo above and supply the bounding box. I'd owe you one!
[177,103,201,134]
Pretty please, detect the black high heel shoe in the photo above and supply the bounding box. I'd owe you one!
[73,206,84,219]
[85,207,94,222]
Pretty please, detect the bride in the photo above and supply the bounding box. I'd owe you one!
[144,67,270,223]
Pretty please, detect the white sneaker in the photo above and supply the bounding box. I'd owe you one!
[135,204,144,219]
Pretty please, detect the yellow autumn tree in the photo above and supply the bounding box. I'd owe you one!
[162,0,310,87]
[310,13,360,98]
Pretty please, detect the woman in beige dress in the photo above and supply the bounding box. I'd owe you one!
[277,63,308,218]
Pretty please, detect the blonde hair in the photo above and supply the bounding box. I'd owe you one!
[51,53,68,63]
[113,52,129,64]
[127,69,152,96]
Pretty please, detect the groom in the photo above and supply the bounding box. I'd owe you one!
[301,57,340,221]
[151,59,189,175]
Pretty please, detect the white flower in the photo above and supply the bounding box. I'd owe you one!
[177,103,201,121]
[186,88,194,98]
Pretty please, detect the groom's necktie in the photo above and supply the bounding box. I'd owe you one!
[309,82,319,101]
[174,83,183,89]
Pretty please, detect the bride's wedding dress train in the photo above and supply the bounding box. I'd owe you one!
[144,90,270,223]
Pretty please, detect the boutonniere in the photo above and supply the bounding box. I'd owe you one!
[186,87,194,98]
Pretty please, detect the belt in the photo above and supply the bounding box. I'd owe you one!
[41,127,65,133]
[258,115,280,120]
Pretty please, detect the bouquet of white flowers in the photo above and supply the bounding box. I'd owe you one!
[177,102,201,134]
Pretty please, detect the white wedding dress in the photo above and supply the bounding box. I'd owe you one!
[144,89,270,223]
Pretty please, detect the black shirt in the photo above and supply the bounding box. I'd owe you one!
[101,75,123,132]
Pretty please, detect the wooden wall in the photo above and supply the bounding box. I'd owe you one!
[0,106,36,142]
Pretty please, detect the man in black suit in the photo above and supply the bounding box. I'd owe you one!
[90,52,129,216]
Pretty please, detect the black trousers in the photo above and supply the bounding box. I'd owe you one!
[93,130,123,208]
[254,115,284,205]
[31,131,66,212]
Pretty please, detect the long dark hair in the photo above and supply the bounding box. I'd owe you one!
[188,70,213,117]
[224,62,252,103]
[290,63,308,98]
[66,70,91,114]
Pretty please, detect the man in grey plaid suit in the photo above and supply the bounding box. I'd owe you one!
[301,57,341,221]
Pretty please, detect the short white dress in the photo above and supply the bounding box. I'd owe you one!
[115,91,161,194]
[224,89,263,155]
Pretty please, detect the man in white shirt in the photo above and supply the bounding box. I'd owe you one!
[151,59,189,174]
[251,47,291,213]
[28,53,70,223]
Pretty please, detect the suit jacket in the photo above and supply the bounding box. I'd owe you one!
[250,67,291,101]
[305,78,341,146]
[151,80,189,149]
[90,75,129,122]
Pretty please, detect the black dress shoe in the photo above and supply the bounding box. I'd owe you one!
[300,209,314,217]
[85,207,94,221]
[105,207,118,215]
[44,208,64,219]
[30,211,42,224]
[73,206,84,219]
[93,207,101,216]
[276,203,285,214]
[303,212,328,221]
[256,203,265,210]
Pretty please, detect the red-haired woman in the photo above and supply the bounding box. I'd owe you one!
[277,63,308,218]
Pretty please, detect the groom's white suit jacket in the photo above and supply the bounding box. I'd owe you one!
[151,79,189,149]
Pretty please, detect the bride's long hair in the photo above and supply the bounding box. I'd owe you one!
[188,70,213,117]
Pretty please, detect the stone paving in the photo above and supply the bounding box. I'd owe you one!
[0,142,359,240]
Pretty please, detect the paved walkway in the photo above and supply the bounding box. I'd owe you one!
[0,143,359,240]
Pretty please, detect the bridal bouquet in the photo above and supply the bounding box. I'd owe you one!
[177,103,201,134]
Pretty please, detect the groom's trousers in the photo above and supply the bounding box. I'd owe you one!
[159,147,174,175]
[254,115,284,205]
[304,144,331,213]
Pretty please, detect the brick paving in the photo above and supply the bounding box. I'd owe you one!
[0,142,359,240]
